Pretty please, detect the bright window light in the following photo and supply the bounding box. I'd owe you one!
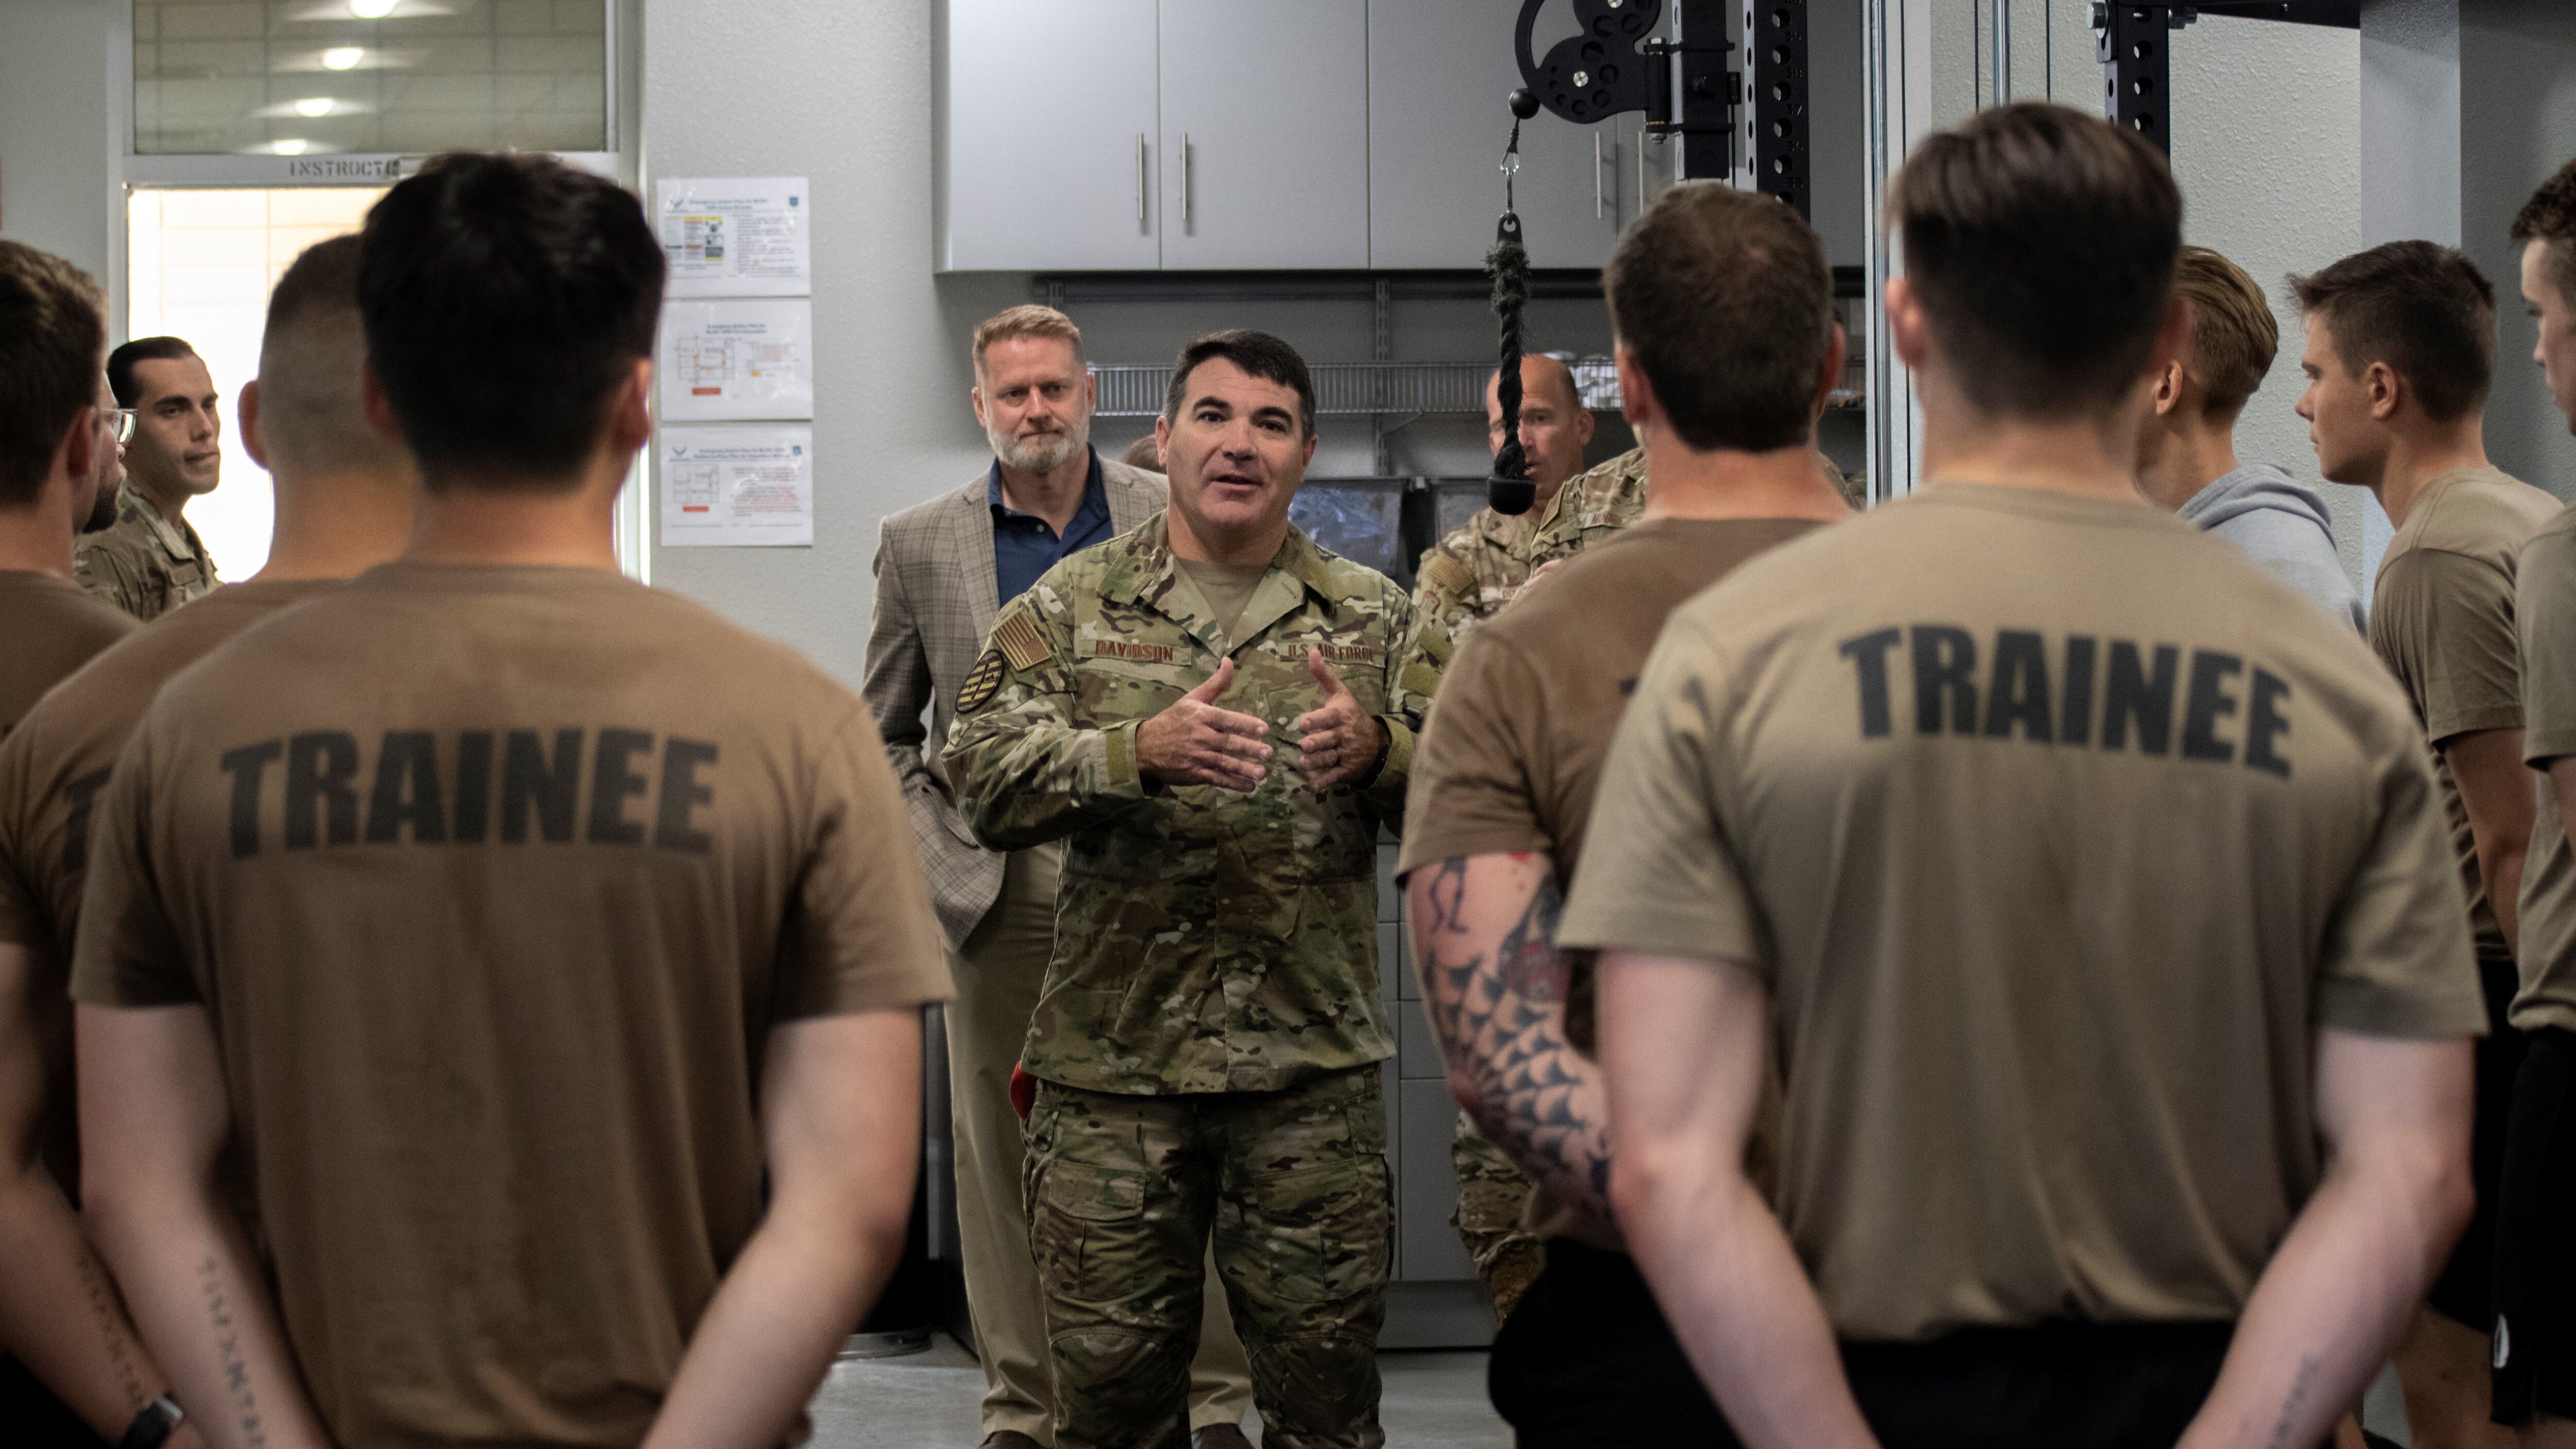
[321,46,364,71]
[349,0,400,15]
[293,97,334,117]
[126,187,387,581]
[270,139,310,156]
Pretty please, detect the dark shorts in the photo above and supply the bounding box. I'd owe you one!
[0,1355,108,1447]
[2493,1025,2576,1426]
[1493,1239,2230,1449]
[1487,1238,1729,1444]
[2431,954,2528,1331]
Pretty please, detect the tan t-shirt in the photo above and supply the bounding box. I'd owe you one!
[1400,517,1821,1252]
[1560,484,2485,1342]
[70,562,953,1446]
[1174,554,1270,644]
[0,570,138,735]
[0,577,335,1198]
[2369,465,2561,972]
[2513,504,2576,1034]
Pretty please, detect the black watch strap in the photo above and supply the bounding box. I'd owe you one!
[119,1395,183,1449]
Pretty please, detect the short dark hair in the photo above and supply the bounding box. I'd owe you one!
[2512,155,2576,310]
[0,241,106,509]
[108,336,201,408]
[1888,101,2182,420]
[1605,182,1833,452]
[358,151,665,490]
[259,236,409,479]
[2291,241,2496,424]
[1162,330,1316,439]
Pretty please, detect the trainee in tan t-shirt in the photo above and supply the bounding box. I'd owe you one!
[0,570,137,737]
[2513,503,2576,1034]
[1399,517,1820,1250]
[1560,484,2485,1343]
[2369,465,2560,971]
[0,578,335,1196]
[72,562,952,1446]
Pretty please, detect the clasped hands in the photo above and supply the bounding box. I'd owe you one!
[1134,650,1384,794]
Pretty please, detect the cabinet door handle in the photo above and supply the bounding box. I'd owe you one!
[1595,130,1604,218]
[1136,133,1147,225]
[1182,133,1193,224]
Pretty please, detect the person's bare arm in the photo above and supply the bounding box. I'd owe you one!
[1597,949,1877,1449]
[2447,727,2534,954]
[642,1009,923,1449]
[1407,853,1609,1224]
[0,941,197,1443]
[2176,1031,2476,1449]
[79,1001,331,1449]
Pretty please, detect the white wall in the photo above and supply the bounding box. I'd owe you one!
[0,0,115,293]
[639,0,1020,689]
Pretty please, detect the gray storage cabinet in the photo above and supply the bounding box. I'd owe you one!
[1367,0,1637,269]
[1159,0,1370,269]
[940,0,1161,271]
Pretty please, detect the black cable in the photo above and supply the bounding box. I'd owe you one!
[1488,100,1538,516]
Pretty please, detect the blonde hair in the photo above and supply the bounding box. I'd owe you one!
[973,304,1084,376]
[2175,245,2278,421]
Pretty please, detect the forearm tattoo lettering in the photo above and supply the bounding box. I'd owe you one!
[76,1243,148,1413]
[200,1255,268,1448]
[1415,856,1613,1217]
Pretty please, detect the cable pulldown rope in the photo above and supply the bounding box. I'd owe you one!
[1487,91,1540,516]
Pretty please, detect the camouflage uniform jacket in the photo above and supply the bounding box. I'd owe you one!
[75,483,217,623]
[1411,447,1648,645]
[944,513,1435,1095]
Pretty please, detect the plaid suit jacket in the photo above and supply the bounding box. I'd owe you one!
[863,456,1167,946]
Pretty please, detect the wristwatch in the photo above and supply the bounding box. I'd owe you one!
[119,1395,185,1449]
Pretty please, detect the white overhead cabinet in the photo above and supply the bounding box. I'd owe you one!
[938,0,1640,271]
[940,0,1161,271]
[1160,0,1370,269]
[1367,0,1631,269]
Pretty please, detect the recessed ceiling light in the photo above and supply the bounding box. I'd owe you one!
[349,0,399,16]
[293,97,334,117]
[274,139,311,156]
[321,46,364,70]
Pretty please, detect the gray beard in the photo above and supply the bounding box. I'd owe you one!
[990,420,1086,473]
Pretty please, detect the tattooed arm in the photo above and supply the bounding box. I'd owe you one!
[1406,851,1613,1226]
[78,1001,330,1449]
[2176,1030,2474,1449]
[0,942,197,1443]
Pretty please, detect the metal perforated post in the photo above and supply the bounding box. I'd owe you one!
[2095,3,2173,154]
[1746,0,1811,216]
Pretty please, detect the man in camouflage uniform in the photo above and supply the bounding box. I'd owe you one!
[1412,359,1647,1321]
[76,337,222,620]
[947,331,1430,1449]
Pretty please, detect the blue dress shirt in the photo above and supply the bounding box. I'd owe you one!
[990,447,1114,605]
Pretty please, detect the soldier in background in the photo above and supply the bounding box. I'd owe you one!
[1414,355,1615,646]
[76,337,222,621]
[947,329,1433,1449]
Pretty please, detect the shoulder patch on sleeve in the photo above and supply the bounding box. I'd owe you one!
[993,609,1053,672]
[1420,551,1475,600]
[957,649,1008,714]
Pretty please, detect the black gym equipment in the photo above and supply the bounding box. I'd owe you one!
[2094,2,2360,155]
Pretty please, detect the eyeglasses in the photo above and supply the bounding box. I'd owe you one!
[100,407,135,444]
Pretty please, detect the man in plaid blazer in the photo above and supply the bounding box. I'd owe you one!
[863,306,1253,1449]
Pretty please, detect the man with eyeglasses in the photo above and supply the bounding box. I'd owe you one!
[77,336,222,622]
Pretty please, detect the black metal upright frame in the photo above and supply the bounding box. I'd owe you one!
[1746,0,1812,213]
[2094,1,2359,155]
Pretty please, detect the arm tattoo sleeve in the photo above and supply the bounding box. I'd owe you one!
[1413,856,1613,1222]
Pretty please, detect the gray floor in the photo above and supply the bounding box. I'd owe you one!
[808,1334,1510,1448]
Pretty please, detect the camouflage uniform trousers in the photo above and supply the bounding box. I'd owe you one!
[1448,1111,1544,1320]
[1023,1066,1392,1449]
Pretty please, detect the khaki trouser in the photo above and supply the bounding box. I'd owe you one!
[950,842,1253,1442]
[1024,1068,1392,1449]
